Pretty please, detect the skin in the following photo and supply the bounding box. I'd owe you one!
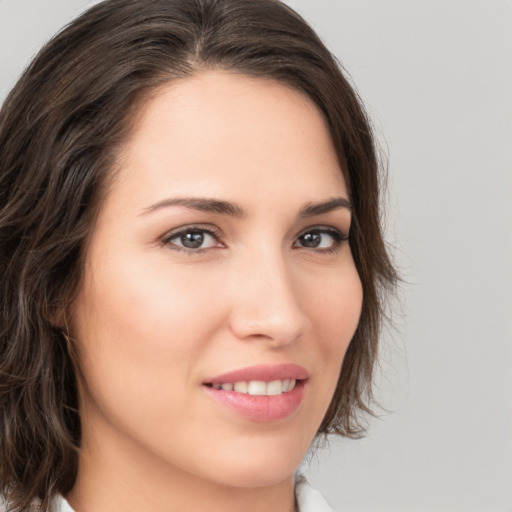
[67,70,363,512]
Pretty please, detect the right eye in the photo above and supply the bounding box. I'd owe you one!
[162,227,223,253]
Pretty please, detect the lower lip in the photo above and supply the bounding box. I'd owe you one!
[203,381,306,422]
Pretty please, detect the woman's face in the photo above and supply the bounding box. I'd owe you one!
[70,71,362,492]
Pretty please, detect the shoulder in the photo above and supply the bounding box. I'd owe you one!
[295,475,338,512]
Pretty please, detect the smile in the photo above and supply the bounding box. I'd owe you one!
[203,364,308,422]
[208,379,297,396]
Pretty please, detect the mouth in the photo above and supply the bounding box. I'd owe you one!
[204,378,300,396]
[202,364,308,422]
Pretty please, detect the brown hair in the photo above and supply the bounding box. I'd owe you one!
[0,0,397,509]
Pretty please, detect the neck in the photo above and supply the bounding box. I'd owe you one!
[67,419,297,512]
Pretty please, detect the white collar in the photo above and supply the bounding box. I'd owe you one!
[295,477,337,512]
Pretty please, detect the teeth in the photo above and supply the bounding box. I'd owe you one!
[233,381,248,393]
[248,381,267,395]
[286,379,296,392]
[266,380,283,395]
[212,379,298,396]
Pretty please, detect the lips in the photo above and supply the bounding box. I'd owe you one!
[206,363,309,384]
[203,364,308,422]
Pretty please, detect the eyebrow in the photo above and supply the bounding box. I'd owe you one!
[141,197,244,217]
[140,196,352,218]
[298,197,352,218]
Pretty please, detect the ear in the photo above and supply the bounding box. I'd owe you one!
[46,302,68,331]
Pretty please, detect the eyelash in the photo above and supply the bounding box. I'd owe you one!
[160,225,349,255]
[294,226,349,254]
[160,225,224,255]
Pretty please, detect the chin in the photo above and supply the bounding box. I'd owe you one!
[191,432,309,489]
[208,460,299,490]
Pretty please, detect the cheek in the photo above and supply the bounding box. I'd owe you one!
[77,247,224,343]
[308,262,363,402]
[70,252,226,420]
[305,261,363,350]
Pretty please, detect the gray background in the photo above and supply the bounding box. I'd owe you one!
[1,1,511,511]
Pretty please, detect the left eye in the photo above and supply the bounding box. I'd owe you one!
[165,229,220,250]
[293,229,345,250]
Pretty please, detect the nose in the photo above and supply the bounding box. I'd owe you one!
[228,249,310,347]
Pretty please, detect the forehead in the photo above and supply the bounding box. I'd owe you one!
[113,70,347,208]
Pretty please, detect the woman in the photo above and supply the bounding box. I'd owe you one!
[0,1,397,511]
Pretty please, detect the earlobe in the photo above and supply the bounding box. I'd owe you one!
[46,303,68,331]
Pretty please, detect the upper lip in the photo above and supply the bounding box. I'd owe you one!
[204,364,309,384]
